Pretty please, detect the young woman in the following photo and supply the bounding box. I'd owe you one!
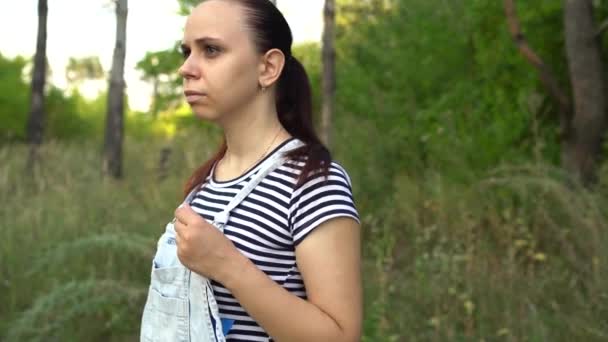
[146,1,362,341]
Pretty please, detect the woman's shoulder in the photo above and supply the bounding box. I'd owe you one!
[283,156,360,242]
[280,156,354,191]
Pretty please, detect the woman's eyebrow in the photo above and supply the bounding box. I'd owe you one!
[181,36,225,49]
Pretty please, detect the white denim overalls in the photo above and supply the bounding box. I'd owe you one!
[140,139,303,342]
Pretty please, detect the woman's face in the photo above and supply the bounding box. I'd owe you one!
[179,0,262,122]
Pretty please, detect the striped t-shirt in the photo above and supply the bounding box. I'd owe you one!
[188,138,359,341]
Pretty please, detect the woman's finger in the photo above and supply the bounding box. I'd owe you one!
[174,204,200,225]
[174,219,186,238]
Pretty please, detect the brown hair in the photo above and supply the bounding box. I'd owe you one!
[183,0,331,197]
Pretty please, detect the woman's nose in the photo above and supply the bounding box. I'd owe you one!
[178,57,198,79]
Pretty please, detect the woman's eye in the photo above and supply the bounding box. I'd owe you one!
[181,48,191,59]
[205,45,220,56]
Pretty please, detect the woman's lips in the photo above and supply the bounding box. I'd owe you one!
[184,90,207,103]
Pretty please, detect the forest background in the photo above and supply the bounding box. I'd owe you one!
[2,0,608,341]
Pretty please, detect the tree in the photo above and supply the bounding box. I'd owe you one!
[320,0,335,147]
[504,0,608,184]
[562,0,607,183]
[135,44,183,117]
[65,56,104,88]
[177,0,200,15]
[103,0,128,178]
[25,0,48,169]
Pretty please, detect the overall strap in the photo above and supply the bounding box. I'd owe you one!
[213,139,304,230]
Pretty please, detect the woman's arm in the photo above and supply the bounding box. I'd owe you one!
[223,217,362,342]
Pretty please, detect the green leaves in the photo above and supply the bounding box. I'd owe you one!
[333,0,566,193]
[65,56,104,84]
[0,53,29,142]
[135,42,184,116]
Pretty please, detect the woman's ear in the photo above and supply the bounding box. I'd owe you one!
[258,48,286,89]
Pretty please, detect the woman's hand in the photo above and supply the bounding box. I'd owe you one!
[174,204,243,283]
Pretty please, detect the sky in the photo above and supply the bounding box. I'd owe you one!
[0,0,324,111]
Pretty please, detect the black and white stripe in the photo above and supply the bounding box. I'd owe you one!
[189,138,359,341]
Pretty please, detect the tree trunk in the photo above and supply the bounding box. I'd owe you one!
[103,0,128,178]
[157,146,172,181]
[505,0,608,185]
[321,0,335,148]
[25,0,48,169]
[152,77,159,119]
[563,0,608,184]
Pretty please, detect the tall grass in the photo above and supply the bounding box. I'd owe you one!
[362,165,608,341]
[0,134,214,341]
[1,138,607,341]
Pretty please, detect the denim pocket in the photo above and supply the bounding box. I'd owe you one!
[141,287,190,342]
[153,223,180,269]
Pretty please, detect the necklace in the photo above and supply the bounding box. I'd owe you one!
[219,124,284,177]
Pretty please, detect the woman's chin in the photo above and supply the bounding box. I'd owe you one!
[190,107,220,121]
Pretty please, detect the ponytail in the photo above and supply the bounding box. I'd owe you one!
[276,55,331,187]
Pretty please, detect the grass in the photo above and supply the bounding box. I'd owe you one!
[1,138,607,341]
[361,165,608,341]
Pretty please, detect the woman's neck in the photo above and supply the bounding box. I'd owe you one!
[218,98,292,174]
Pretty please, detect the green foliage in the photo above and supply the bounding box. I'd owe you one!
[360,165,608,341]
[176,0,200,15]
[65,56,104,84]
[0,53,29,141]
[0,136,217,341]
[45,87,94,141]
[0,54,110,143]
[2,140,607,341]
[5,280,146,342]
[293,42,322,121]
[333,0,568,212]
[136,43,184,116]
[3,0,608,340]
